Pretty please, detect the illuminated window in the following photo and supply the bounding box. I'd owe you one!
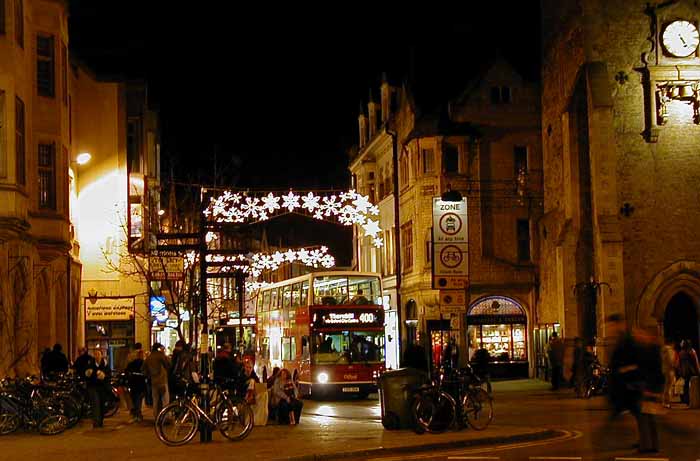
[37,34,54,97]
[38,142,56,209]
[15,96,24,185]
[401,221,413,272]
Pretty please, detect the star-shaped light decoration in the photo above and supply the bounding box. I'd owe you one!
[205,189,384,247]
[362,219,381,238]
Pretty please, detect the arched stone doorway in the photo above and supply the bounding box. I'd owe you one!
[637,261,700,335]
[664,292,700,348]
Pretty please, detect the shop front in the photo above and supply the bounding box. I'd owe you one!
[466,296,529,379]
[84,296,136,370]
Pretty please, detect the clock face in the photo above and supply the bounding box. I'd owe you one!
[662,20,700,57]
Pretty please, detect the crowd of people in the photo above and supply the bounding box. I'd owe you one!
[39,340,305,429]
[543,315,700,454]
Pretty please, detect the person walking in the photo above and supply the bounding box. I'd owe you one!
[168,339,196,395]
[142,343,170,419]
[547,332,565,390]
[678,339,700,405]
[85,349,110,428]
[126,349,146,422]
[661,339,677,408]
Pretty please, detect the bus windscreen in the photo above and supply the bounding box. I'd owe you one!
[311,331,385,365]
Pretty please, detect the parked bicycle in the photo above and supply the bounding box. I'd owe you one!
[154,379,253,446]
[411,366,493,434]
[0,377,68,435]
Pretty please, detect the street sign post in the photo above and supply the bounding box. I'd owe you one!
[432,197,468,289]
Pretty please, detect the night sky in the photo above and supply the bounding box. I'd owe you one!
[68,2,541,264]
[68,2,540,189]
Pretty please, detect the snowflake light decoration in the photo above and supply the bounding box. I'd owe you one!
[207,246,335,278]
[204,189,383,247]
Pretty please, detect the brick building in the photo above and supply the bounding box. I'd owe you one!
[540,0,700,365]
[351,60,543,377]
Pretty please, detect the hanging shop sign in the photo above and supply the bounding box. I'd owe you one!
[85,297,135,321]
[149,255,185,281]
[432,198,468,289]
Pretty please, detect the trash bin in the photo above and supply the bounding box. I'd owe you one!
[377,368,428,430]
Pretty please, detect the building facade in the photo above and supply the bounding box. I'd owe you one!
[0,0,77,376]
[0,0,160,375]
[351,60,542,377]
[540,0,700,367]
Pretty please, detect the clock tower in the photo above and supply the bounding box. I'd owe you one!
[642,1,700,141]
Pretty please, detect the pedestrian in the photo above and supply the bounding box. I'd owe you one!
[142,343,170,419]
[85,348,110,428]
[678,339,700,405]
[126,349,146,422]
[43,343,69,377]
[571,337,585,393]
[72,347,91,381]
[170,340,196,397]
[661,339,677,408]
[471,347,492,394]
[547,332,565,390]
[633,327,664,453]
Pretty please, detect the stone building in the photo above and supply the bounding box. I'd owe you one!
[540,0,700,364]
[0,0,77,376]
[351,59,542,377]
[0,0,160,375]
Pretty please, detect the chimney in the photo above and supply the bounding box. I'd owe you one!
[380,72,390,122]
[358,103,368,148]
[368,89,379,138]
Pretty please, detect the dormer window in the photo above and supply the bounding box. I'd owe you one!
[490,86,511,104]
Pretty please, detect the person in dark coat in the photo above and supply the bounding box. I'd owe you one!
[126,349,146,422]
[41,343,70,379]
[547,332,565,390]
[85,349,111,428]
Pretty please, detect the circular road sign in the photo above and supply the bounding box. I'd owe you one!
[439,245,463,268]
[439,212,462,236]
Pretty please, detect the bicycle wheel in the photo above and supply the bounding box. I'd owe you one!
[0,413,20,435]
[463,388,493,431]
[155,402,199,446]
[412,390,455,434]
[39,414,68,435]
[217,399,253,441]
[56,396,81,428]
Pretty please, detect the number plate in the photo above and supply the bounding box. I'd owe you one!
[342,387,360,393]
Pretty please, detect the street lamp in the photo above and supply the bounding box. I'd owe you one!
[76,152,92,165]
[573,277,612,343]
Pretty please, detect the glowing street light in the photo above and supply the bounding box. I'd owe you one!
[76,152,92,165]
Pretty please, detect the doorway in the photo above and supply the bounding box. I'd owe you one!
[664,292,699,348]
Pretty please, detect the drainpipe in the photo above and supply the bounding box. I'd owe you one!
[386,125,402,365]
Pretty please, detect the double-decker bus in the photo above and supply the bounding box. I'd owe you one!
[255,271,385,398]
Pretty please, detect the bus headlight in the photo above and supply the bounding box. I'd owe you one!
[317,372,329,384]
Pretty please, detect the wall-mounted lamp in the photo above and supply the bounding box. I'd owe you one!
[158,209,165,216]
[76,152,92,165]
